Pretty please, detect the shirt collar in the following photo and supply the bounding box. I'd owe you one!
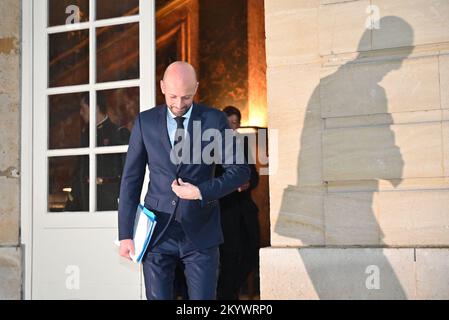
[97,115,108,127]
[167,104,193,121]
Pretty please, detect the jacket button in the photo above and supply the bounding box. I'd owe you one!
[172,200,177,206]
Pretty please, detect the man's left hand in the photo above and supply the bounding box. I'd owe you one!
[171,178,202,200]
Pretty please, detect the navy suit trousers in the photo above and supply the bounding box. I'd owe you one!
[142,220,220,300]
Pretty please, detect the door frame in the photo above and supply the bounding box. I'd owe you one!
[20,0,155,299]
[21,0,34,300]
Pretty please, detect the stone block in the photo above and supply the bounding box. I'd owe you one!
[323,122,442,181]
[260,248,416,299]
[319,0,371,55]
[265,0,318,16]
[268,64,322,188]
[0,0,19,38]
[416,249,449,299]
[265,4,319,66]
[378,190,449,246]
[0,247,21,300]
[320,56,440,118]
[325,192,380,245]
[441,55,449,110]
[273,186,325,246]
[443,112,449,177]
[373,0,449,49]
[0,178,19,245]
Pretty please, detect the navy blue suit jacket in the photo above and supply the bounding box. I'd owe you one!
[118,103,251,250]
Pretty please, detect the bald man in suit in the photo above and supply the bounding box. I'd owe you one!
[118,61,250,300]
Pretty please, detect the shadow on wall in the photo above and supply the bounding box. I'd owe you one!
[275,16,414,299]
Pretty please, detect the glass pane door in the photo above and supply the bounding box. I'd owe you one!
[32,0,154,299]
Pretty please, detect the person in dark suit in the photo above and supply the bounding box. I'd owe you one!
[118,61,250,300]
[114,87,140,146]
[216,106,260,300]
[65,93,122,211]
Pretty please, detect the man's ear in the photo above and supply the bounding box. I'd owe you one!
[194,81,199,94]
[160,80,165,94]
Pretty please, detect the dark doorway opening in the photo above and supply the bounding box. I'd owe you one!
[156,0,270,300]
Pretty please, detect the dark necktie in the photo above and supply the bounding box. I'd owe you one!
[173,116,185,222]
[173,117,185,146]
[173,116,185,158]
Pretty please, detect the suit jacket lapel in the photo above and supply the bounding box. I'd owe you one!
[158,105,173,156]
[187,103,202,146]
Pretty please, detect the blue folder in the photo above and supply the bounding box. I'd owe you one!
[131,204,157,263]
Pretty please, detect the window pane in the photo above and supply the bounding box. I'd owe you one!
[48,0,89,27]
[49,30,89,87]
[49,156,89,212]
[97,88,139,146]
[49,92,89,150]
[96,153,125,211]
[96,23,139,83]
[96,0,139,20]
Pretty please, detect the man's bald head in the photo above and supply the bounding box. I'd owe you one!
[162,61,198,83]
[160,61,199,117]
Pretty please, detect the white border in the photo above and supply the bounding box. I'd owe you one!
[20,0,33,300]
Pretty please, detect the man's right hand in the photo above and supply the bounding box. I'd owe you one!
[238,181,250,192]
[119,239,135,260]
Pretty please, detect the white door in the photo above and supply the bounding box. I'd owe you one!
[31,0,154,299]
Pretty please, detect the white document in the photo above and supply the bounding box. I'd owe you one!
[115,204,157,263]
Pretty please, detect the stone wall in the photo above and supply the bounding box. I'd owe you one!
[0,0,21,300]
[263,0,449,299]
